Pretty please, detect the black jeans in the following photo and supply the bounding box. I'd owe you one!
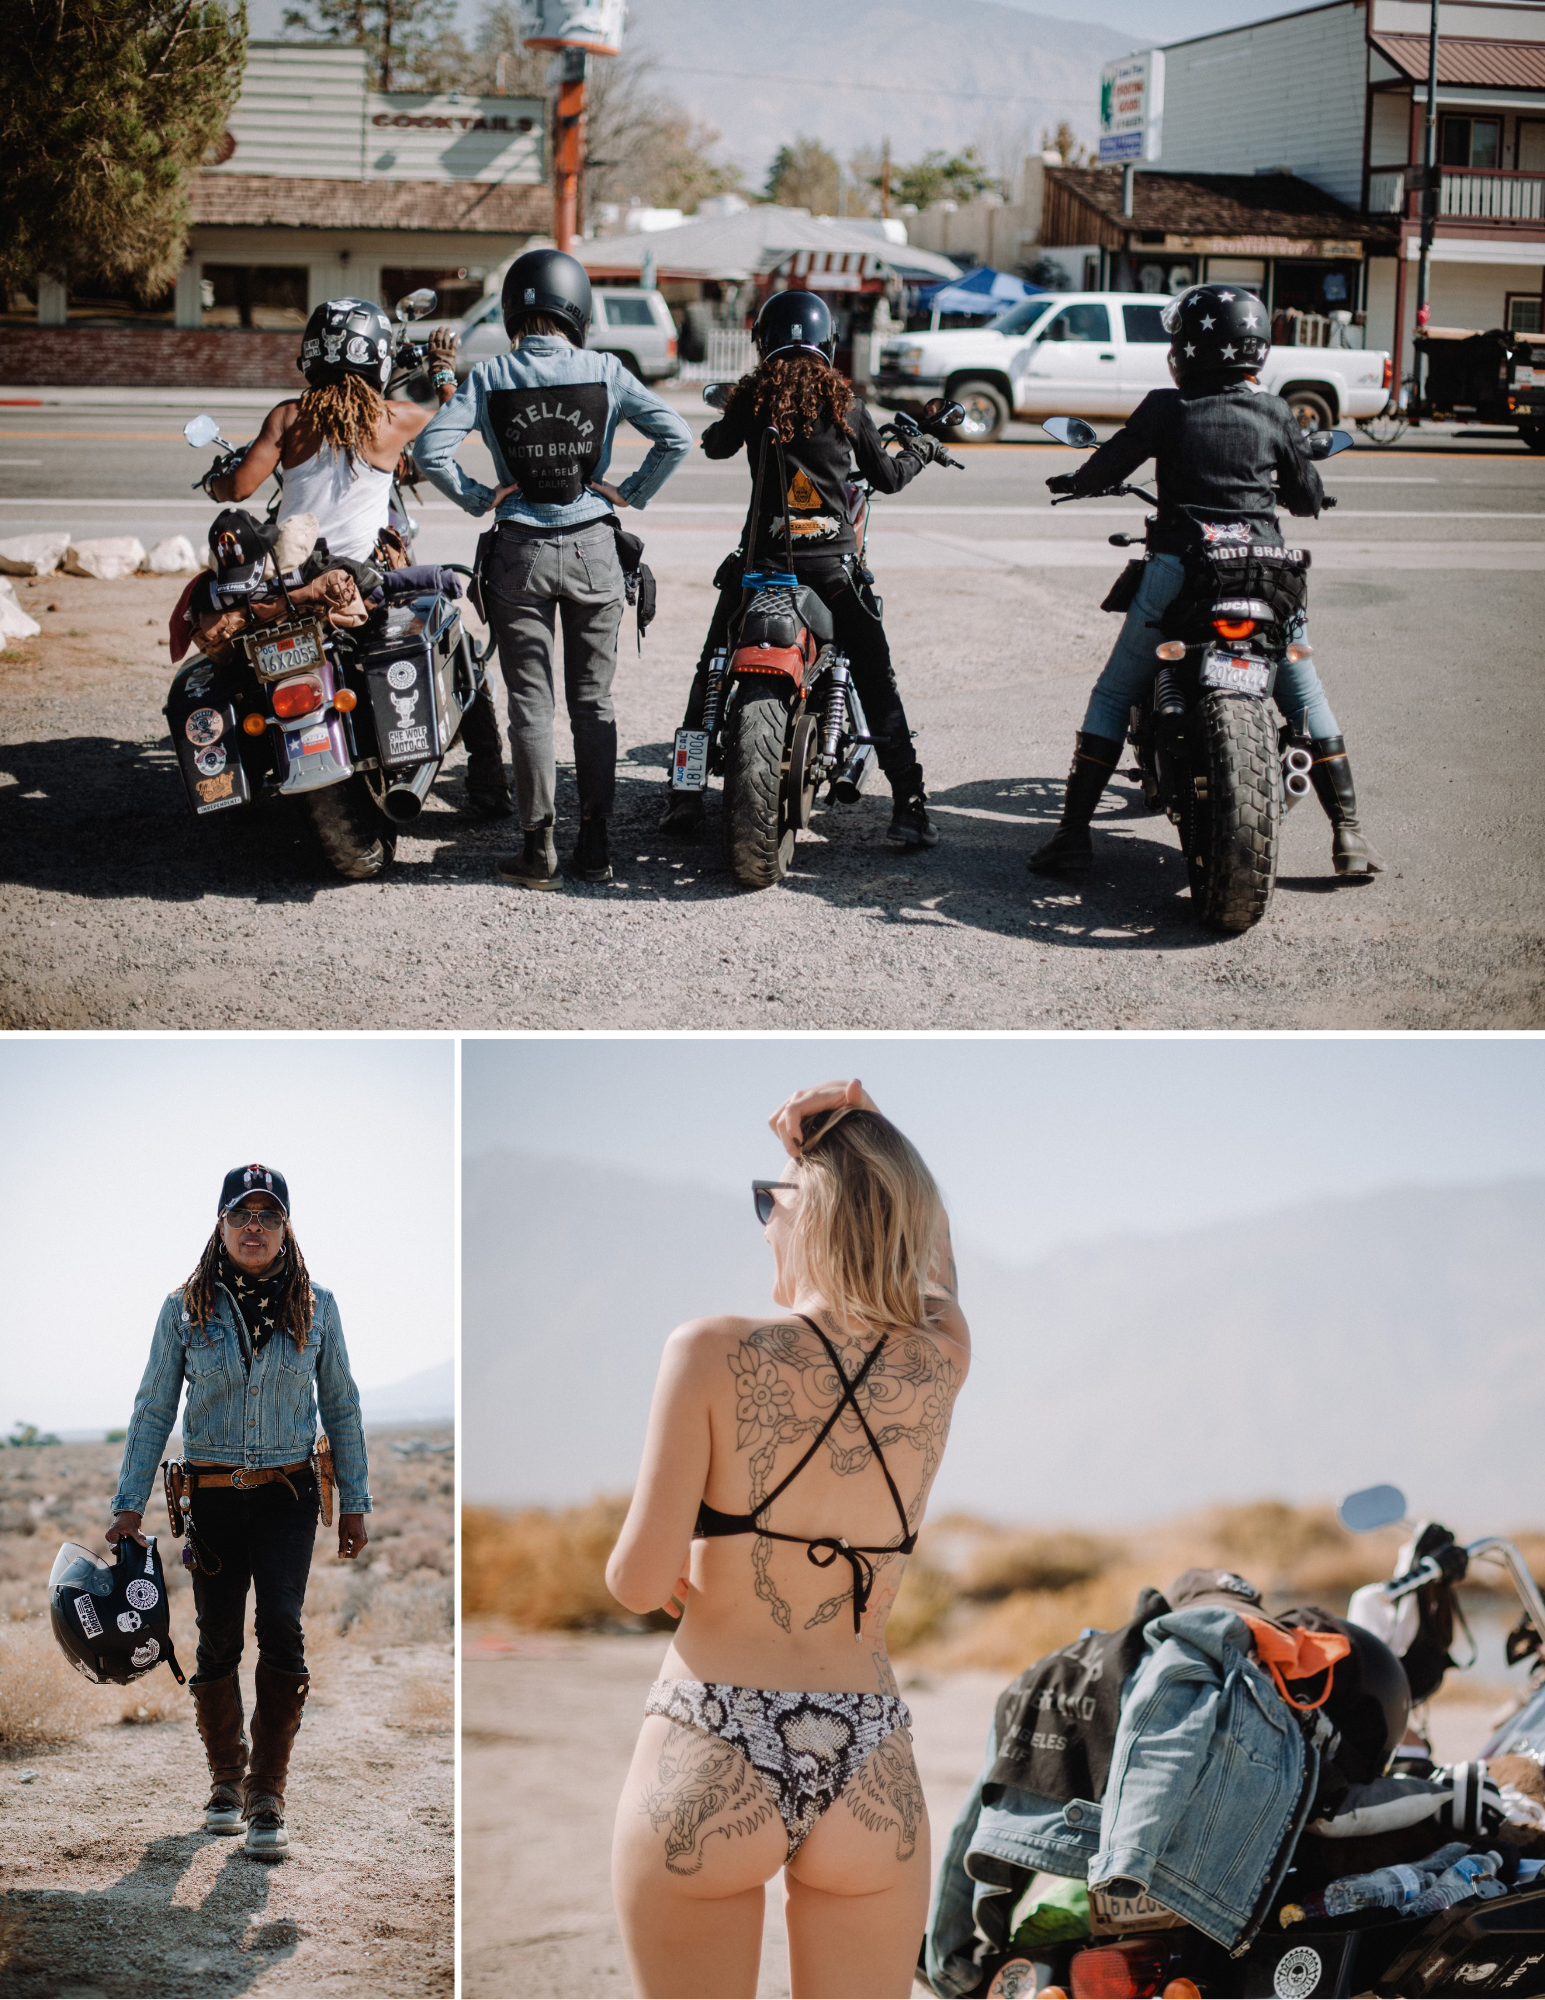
[188,1466,319,1683]
[681,555,921,789]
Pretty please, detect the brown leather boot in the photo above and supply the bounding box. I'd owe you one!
[191,1673,247,1836]
[242,1661,309,1859]
[1029,732,1124,878]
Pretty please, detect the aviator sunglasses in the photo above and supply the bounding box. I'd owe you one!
[222,1205,286,1231]
[751,1181,798,1226]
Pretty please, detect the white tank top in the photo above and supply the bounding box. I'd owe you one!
[277,444,392,563]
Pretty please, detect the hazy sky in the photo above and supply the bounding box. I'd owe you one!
[0,1039,454,1434]
[463,1037,1545,1265]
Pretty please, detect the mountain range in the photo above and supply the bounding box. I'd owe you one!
[463,1153,1545,1529]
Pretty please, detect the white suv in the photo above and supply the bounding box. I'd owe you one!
[447,286,680,384]
[877,292,1391,440]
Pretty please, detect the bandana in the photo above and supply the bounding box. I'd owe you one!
[218,1247,286,1358]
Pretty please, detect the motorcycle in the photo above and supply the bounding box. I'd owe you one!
[1042,414,1351,934]
[972,1486,1545,2000]
[166,289,494,880]
[670,390,964,890]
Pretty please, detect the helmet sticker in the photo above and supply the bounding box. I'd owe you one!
[386,661,417,690]
[75,1594,104,1638]
[130,1638,160,1669]
[346,336,370,364]
[524,288,536,304]
[194,745,227,778]
[116,1609,142,1633]
[126,1579,159,1611]
[186,707,224,746]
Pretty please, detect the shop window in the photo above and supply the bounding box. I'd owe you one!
[381,267,485,323]
[1518,121,1545,174]
[1042,303,1110,343]
[1136,260,1194,296]
[1506,293,1544,335]
[201,266,308,330]
[67,278,175,325]
[1441,116,1500,170]
[1270,261,1359,316]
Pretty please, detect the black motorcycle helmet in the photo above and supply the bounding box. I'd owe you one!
[298,296,394,390]
[207,507,277,600]
[1281,1607,1411,1783]
[49,1537,185,1687]
[1161,283,1270,386]
[501,248,592,346]
[755,289,835,365]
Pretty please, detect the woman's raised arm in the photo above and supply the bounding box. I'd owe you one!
[605,1321,715,1615]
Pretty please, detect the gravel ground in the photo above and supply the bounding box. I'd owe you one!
[1,422,1541,1028]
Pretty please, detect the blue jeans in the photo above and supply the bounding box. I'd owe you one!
[1082,554,1339,742]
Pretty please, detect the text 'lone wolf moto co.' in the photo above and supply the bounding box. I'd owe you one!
[96,1163,373,1858]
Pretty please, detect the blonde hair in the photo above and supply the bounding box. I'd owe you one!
[784,1108,943,1333]
[298,375,386,476]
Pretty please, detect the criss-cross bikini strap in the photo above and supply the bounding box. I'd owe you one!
[798,1315,916,1548]
[747,1322,892,1522]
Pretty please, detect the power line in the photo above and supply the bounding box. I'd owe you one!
[653,63,1080,108]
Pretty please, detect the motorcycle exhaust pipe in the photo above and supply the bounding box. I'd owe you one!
[1282,744,1313,805]
[832,737,874,803]
[382,759,439,823]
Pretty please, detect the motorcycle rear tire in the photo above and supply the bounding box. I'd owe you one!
[788,712,819,832]
[1185,693,1280,933]
[303,777,399,882]
[722,684,795,889]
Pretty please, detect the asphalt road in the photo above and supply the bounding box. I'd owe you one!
[1,392,1542,1028]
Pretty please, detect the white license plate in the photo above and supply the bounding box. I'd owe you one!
[254,627,321,677]
[672,728,709,790]
[1201,654,1270,696]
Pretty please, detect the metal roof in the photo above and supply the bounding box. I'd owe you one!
[1370,35,1545,90]
[577,207,960,284]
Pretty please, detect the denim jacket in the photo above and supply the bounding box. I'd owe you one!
[412,335,691,530]
[925,1607,1317,1992]
[112,1283,372,1518]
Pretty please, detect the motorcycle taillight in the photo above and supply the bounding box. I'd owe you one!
[1212,617,1256,641]
[1069,1940,1184,1999]
[271,673,324,720]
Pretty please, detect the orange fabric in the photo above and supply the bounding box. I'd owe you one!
[1241,1614,1351,1711]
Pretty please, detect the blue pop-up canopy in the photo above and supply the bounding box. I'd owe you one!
[917,265,1044,315]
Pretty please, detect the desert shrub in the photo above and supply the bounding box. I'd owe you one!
[387,1668,454,1733]
[354,1575,454,1645]
[939,1565,1159,1676]
[463,1498,632,1630]
[0,1619,101,1747]
[960,1531,1119,1601]
[887,1558,958,1652]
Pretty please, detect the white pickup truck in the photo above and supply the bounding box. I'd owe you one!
[876,291,1392,441]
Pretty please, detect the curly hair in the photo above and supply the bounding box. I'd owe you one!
[724,353,854,445]
[298,375,386,478]
[180,1217,315,1352]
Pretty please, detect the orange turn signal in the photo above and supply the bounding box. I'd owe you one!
[241,712,267,737]
[333,687,358,712]
[1286,641,1313,663]
[1155,639,1186,660]
[1162,1984,1202,1999]
[1213,617,1256,641]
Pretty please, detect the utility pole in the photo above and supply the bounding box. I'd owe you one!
[881,138,892,221]
[552,47,586,254]
[1414,0,1440,413]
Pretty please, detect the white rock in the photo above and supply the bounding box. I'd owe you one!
[0,592,40,638]
[64,537,147,581]
[140,535,200,576]
[0,531,70,576]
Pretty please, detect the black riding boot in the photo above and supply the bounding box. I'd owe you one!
[1309,736,1384,876]
[571,813,613,885]
[459,683,513,817]
[1029,732,1123,877]
[886,760,938,849]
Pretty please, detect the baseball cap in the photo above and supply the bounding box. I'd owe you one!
[219,1163,290,1216]
[1166,1567,1265,1615]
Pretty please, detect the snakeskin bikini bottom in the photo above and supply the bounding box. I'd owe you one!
[644,1676,911,1859]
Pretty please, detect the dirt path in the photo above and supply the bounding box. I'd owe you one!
[0,1641,453,1998]
[460,1628,1000,2000]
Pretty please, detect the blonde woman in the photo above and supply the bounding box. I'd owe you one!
[608,1080,970,1999]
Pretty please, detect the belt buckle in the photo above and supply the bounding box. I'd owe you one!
[230,1467,250,1490]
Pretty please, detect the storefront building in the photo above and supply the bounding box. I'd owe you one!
[1,42,549,387]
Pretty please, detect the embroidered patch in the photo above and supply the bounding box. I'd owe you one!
[75,1594,103,1638]
[125,1579,159,1612]
[130,1638,160,1669]
[116,1610,142,1633]
[1273,1945,1323,1998]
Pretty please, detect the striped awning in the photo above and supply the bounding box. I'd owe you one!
[775,248,885,291]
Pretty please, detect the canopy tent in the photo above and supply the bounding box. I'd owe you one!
[917,264,1044,316]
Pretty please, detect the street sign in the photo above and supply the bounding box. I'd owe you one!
[520,0,625,53]
[1099,50,1164,164]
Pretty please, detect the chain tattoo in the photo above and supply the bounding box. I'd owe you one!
[640,1723,777,1875]
[842,1729,925,1861]
[728,1314,961,1636]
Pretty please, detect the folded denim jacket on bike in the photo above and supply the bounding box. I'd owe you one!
[925,1605,1318,1992]
[112,1283,373,1519]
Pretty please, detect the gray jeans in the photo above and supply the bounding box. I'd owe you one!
[485,521,624,828]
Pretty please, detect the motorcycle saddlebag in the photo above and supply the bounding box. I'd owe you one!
[1162,544,1311,640]
[357,593,471,771]
[1101,559,1146,615]
[165,655,252,817]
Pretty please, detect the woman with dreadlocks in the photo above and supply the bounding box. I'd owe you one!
[209,298,513,814]
[660,291,955,850]
[107,1164,372,1860]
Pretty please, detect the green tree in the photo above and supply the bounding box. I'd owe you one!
[1040,121,1092,168]
[281,0,461,92]
[765,136,841,215]
[888,147,1000,211]
[6,1424,61,1449]
[0,1,247,299]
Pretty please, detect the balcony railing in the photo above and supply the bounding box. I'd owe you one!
[1369,164,1545,222]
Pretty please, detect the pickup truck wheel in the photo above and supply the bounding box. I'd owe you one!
[1284,388,1334,435]
[945,380,1009,443]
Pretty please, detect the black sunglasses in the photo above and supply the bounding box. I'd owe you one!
[751,1181,798,1226]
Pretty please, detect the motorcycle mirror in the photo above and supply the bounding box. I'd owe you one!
[1307,428,1354,460]
[701,382,731,410]
[1042,416,1099,449]
[935,400,966,429]
[184,414,222,448]
[395,288,438,323]
[1339,1484,1409,1533]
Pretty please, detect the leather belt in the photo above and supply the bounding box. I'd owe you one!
[191,1459,310,1491]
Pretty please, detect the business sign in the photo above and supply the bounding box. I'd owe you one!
[366,94,545,182]
[1099,50,1164,164]
[520,0,625,53]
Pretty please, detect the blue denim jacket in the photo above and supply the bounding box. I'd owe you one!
[112,1283,372,1518]
[925,1607,1316,1991]
[412,335,691,529]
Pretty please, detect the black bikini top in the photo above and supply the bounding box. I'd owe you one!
[694,1314,918,1635]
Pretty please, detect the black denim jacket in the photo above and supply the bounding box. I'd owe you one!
[704,395,925,561]
[1068,379,1325,554]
